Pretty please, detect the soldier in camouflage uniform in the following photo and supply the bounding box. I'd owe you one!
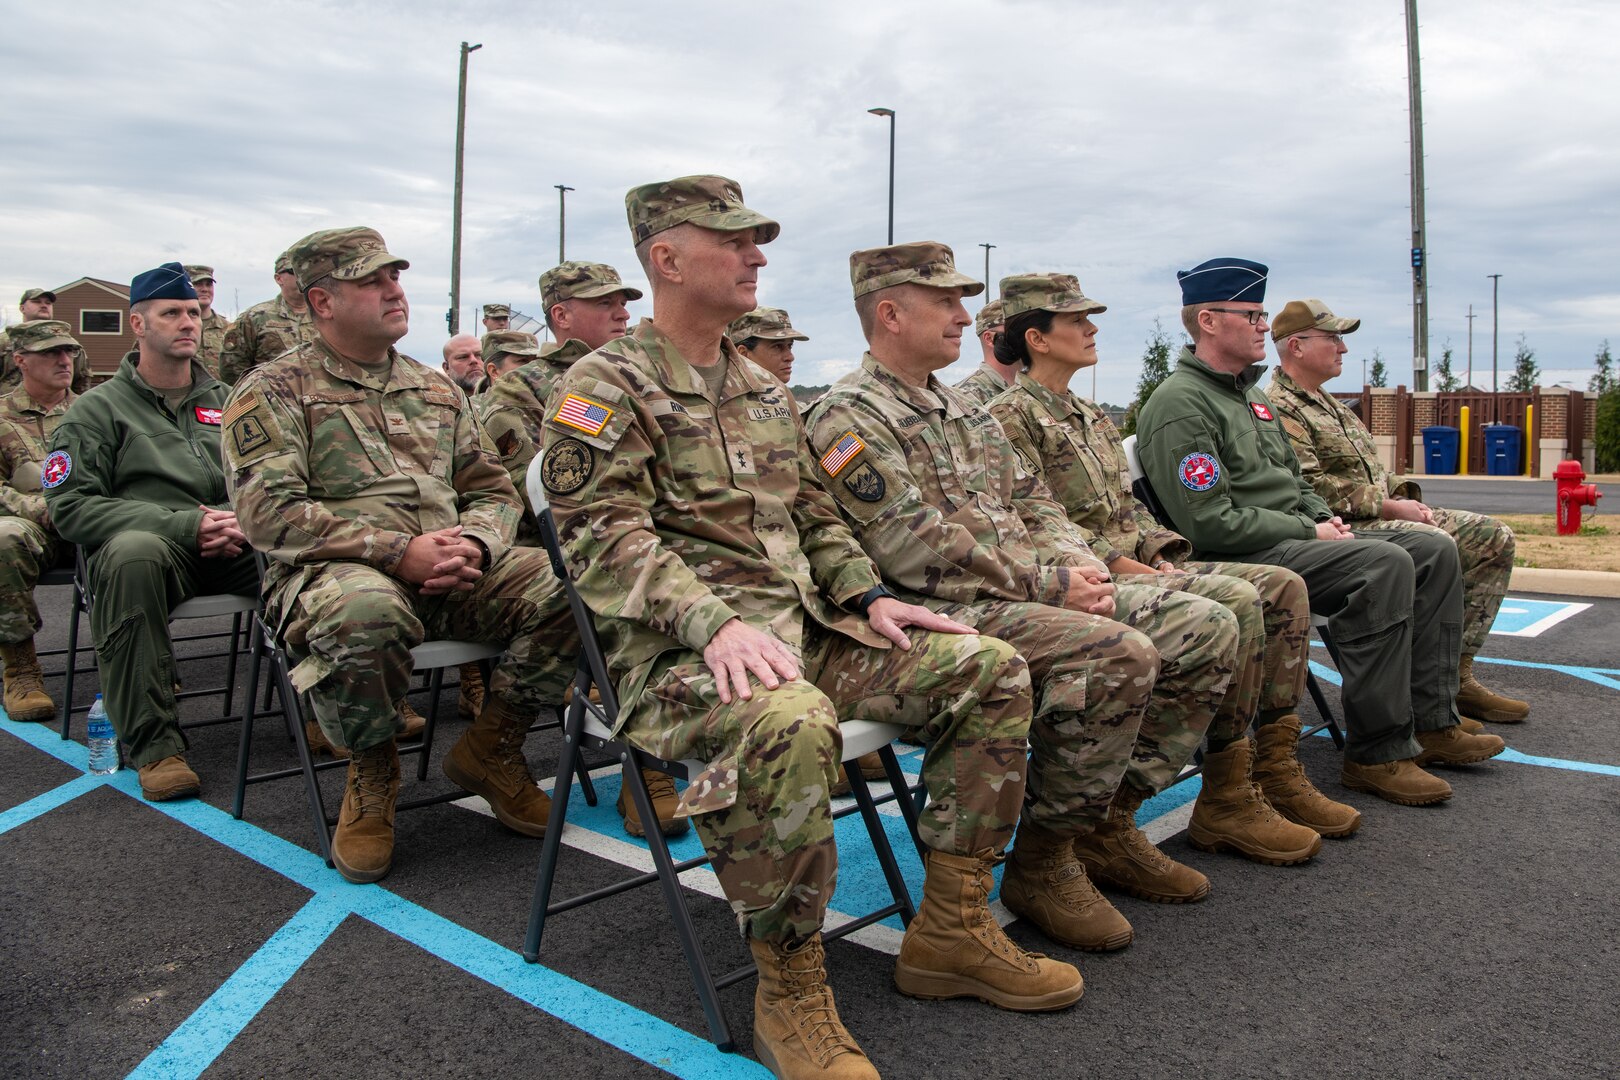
[811,246,1249,954]
[186,266,231,379]
[541,176,1081,1079]
[986,273,1359,854]
[479,329,540,387]
[0,321,80,723]
[1267,299,1526,725]
[952,298,1014,407]
[729,306,808,383]
[222,228,576,885]
[2,290,93,393]
[481,303,511,333]
[218,250,314,385]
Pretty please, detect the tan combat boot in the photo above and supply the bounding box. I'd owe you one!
[617,767,690,838]
[1189,738,1323,864]
[1415,724,1506,768]
[831,752,889,797]
[1072,784,1210,903]
[332,741,400,883]
[1458,716,1486,734]
[1251,717,1362,838]
[749,934,878,1079]
[397,699,426,740]
[443,695,552,836]
[1002,822,1133,952]
[305,719,350,760]
[894,850,1084,1011]
[1456,655,1529,724]
[1,639,55,722]
[137,754,201,802]
[1342,758,1452,805]
[457,662,486,723]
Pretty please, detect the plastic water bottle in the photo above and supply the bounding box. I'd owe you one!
[87,695,119,775]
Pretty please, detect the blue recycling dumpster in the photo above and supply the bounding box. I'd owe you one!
[1421,425,1460,475]
[1483,424,1523,476]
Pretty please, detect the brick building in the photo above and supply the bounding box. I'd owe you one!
[51,277,133,382]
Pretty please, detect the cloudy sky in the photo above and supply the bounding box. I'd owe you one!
[4,0,1616,403]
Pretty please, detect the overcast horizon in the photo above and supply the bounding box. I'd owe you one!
[4,0,1616,403]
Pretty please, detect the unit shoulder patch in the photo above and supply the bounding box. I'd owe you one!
[541,437,594,496]
[843,461,886,502]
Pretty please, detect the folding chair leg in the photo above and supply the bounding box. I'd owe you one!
[58,583,85,741]
[844,760,915,926]
[276,659,335,866]
[1305,672,1347,749]
[232,621,265,819]
[525,694,587,961]
[880,744,929,865]
[220,612,244,718]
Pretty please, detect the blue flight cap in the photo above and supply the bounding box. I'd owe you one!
[1176,257,1268,305]
[129,262,200,307]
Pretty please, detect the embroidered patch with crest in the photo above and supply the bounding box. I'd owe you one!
[1250,401,1274,421]
[553,393,613,436]
[41,450,72,488]
[818,431,864,477]
[231,416,273,458]
[194,407,223,425]
[1179,451,1221,491]
[843,461,886,502]
[541,437,594,495]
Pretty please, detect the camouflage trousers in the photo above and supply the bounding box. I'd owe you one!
[275,550,576,754]
[620,625,1032,943]
[1350,507,1513,655]
[0,517,66,645]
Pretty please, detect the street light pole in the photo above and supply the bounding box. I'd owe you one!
[1488,273,1502,422]
[979,243,995,292]
[448,40,483,335]
[867,107,895,244]
[1465,304,1475,390]
[1405,0,1429,390]
[555,185,574,264]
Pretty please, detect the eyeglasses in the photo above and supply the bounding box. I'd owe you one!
[1207,307,1269,326]
[1296,333,1344,346]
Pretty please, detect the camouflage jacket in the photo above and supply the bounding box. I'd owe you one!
[952,364,1013,408]
[805,354,1105,612]
[195,309,231,380]
[0,385,76,525]
[988,372,1192,567]
[221,336,521,602]
[538,319,887,704]
[478,337,592,544]
[1,327,94,395]
[219,295,314,386]
[45,352,230,554]
[1267,367,1420,520]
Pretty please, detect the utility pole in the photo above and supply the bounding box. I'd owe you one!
[1405,0,1429,390]
[867,107,895,244]
[448,40,482,335]
[1489,273,1502,421]
[979,243,995,292]
[555,184,574,264]
[1465,304,1476,389]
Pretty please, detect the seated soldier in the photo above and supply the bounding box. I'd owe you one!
[1267,299,1524,725]
[729,306,808,383]
[1136,258,1505,807]
[985,273,1360,848]
[542,176,1081,1079]
[219,249,313,386]
[222,228,579,884]
[0,290,93,393]
[480,330,540,388]
[45,264,259,800]
[0,321,82,722]
[951,298,1013,407]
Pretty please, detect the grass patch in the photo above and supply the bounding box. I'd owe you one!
[1497,514,1620,573]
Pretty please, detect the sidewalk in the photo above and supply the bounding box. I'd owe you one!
[1510,566,1620,598]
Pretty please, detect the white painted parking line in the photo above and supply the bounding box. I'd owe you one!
[1489,597,1592,638]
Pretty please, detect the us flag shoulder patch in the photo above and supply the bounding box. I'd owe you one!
[553,393,614,436]
[819,431,865,477]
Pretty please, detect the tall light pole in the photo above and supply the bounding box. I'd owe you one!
[1405,0,1429,390]
[1465,304,1476,389]
[1488,273,1502,421]
[448,40,483,334]
[867,107,895,244]
[979,243,995,292]
[555,184,574,264]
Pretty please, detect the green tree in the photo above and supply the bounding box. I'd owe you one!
[1591,340,1615,397]
[1122,318,1177,436]
[1596,389,1620,473]
[1433,341,1459,392]
[1369,349,1388,388]
[1505,334,1540,392]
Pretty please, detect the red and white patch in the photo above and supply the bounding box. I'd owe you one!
[1250,401,1274,421]
[195,407,223,425]
[1179,451,1220,491]
[41,450,72,488]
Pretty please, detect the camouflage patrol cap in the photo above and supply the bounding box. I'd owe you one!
[849,241,985,299]
[481,329,541,363]
[973,299,1005,337]
[625,175,780,245]
[19,288,56,305]
[998,273,1108,321]
[539,261,644,310]
[185,265,216,284]
[288,227,410,290]
[274,249,295,275]
[1271,298,1361,341]
[483,303,511,318]
[8,319,80,353]
[728,307,808,343]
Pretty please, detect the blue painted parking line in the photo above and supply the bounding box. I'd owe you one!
[1488,597,1591,637]
[0,771,102,836]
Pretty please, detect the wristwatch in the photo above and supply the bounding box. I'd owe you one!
[853,585,895,615]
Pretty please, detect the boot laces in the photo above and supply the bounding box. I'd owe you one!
[350,754,395,818]
[781,946,860,1063]
[644,769,679,803]
[8,666,46,696]
[491,723,536,789]
[965,862,1043,968]
[1114,804,1176,873]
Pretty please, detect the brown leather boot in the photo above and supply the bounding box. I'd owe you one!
[397,699,426,740]
[831,751,889,797]
[305,719,350,759]
[894,849,1084,1011]
[137,754,201,802]
[1002,822,1133,952]
[749,934,877,1079]
[457,662,486,723]
[332,741,400,883]
[1072,785,1210,903]
[1415,724,1506,768]
[617,767,690,838]
[1342,758,1452,805]
[1251,717,1362,838]
[1,639,54,722]
[1458,716,1485,734]
[1456,655,1529,724]
[443,695,552,836]
[1188,738,1323,865]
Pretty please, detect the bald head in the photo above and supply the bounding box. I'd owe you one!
[441,334,483,393]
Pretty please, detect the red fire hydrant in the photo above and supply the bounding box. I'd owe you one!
[1554,459,1602,535]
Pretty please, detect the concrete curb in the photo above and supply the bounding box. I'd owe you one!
[1509,566,1620,598]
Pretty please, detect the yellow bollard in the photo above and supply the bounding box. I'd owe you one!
[1525,404,1534,476]
[1459,405,1470,475]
